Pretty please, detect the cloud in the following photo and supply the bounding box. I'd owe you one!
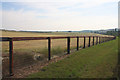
[2,9,117,31]
[1,0,119,10]
[1,0,118,31]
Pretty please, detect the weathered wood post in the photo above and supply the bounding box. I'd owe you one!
[83,37,86,48]
[93,36,94,45]
[77,37,79,51]
[67,37,70,54]
[9,38,14,76]
[88,36,90,47]
[48,37,51,60]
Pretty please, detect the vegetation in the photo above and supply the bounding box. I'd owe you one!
[28,38,118,78]
[1,30,105,55]
[1,30,115,77]
[92,28,118,37]
[104,31,118,36]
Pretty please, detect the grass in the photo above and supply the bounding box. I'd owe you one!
[1,30,104,55]
[28,38,118,78]
[1,30,104,37]
[1,30,114,77]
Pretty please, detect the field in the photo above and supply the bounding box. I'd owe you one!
[1,30,107,54]
[28,38,118,78]
[0,30,112,77]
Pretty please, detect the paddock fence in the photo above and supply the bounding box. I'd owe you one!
[0,36,116,77]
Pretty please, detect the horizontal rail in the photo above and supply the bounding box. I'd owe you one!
[0,36,115,41]
[0,37,11,41]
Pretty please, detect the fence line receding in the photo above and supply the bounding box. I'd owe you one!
[0,36,116,76]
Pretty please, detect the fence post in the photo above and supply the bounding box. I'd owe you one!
[96,37,98,45]
[83,37,86,48]
[104,37,106,42]
[67,37,70,54]
[99,37,100,44]
[103,37,105,43]
[77,37,79,51]
[48,37,51,60]
[9,38,14,76]
[103,37,104,43]
[101,37,103,43]
[88,36,90,47]
[93,36,94,45]
[109,37,110,41]
[106,37,108,41]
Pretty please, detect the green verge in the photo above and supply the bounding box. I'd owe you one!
[28,38,118,78]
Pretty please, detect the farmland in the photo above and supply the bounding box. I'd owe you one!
[0,30,114,77]
[1,30,107,55]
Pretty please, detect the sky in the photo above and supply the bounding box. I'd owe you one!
[0,0,119,31]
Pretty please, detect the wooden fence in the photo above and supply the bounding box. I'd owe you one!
[0,36,116,76]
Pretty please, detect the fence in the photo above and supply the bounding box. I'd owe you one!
[0,36,116,76]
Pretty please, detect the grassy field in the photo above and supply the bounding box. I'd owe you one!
[1,30,109,60]
[1,30,104,37]
[1,30,113,77]
[28,38,118,78]
[1,30,106,55]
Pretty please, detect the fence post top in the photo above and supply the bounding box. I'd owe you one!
[67,37,70,38]
[47,37,51,39]
[9,38,13,41]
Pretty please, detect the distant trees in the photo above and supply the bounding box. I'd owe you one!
[92,28,118,36]
[68,31,72,32]
[104,31,118,36]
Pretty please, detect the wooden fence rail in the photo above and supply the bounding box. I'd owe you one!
[0,36,116,76]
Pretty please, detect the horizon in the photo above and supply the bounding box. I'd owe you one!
[0,27,118,32]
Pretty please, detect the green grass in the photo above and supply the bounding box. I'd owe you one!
[28,38,118,78]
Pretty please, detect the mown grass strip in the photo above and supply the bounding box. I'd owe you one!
[28,39,118,78]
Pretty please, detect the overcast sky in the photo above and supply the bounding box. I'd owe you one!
[0,0,119,31]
